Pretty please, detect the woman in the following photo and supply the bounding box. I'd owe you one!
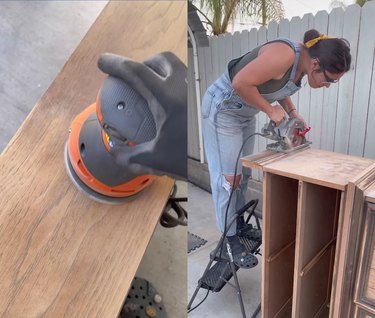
[201,29,351,268]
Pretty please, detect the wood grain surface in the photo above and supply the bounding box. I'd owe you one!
[0,1,186,317]
[242,148,375,190]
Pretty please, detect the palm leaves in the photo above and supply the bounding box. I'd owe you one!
[197,0,285,35]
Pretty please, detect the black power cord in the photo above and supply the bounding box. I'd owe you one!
[187,289,209,314]
[218,132,265,259]
[160,184,188,228]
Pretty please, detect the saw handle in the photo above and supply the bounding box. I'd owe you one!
[298,126,311,137]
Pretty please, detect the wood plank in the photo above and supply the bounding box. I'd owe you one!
[0,1,185,317]
[296,246,333,317]
[242,148,375,191]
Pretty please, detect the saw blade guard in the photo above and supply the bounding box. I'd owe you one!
[262,117,311,152]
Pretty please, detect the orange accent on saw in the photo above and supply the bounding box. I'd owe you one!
[67,103,155,198]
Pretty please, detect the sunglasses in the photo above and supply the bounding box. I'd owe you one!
[322,69,339,84]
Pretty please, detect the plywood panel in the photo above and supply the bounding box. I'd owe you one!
[293,182,340,317]
[296,246,333,317]
[242,148,375,191]
[297,183,339,267]
[262,173,298,318]
[267,245,295,318]
[0,1,184,317]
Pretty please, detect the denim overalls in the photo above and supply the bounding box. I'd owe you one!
[201,38,302,236]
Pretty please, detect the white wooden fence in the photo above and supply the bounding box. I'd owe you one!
[188,2,375,181]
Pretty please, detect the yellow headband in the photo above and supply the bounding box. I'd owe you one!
[305,34,335,48]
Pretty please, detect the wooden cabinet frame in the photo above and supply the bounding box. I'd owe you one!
[241,148,375,318]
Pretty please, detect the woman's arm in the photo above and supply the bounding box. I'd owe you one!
[278,96,296,115]
[232,42,295,125]
[278,96,308,127]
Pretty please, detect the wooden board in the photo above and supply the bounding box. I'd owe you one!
[0,1,186,317]
[242,148,375,190]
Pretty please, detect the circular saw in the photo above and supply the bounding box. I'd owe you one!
[262,118,311,153]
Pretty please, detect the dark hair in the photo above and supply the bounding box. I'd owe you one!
[304,29,351,74]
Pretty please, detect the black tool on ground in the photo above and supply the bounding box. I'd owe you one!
[120,277,167,318]
[160,184,187,228]
[188,199,262,318]
[64,52,187,204]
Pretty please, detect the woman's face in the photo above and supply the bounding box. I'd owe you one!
[307,58,345,88]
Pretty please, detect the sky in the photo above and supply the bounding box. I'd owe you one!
[283,0,351,19]
[228,0,353,32]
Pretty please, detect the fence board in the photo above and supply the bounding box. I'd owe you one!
[203,38,214,90]
[362,1,375,158]
[309,10,329,149]
[348,2,375,156]
[248,28,260,181]
[279,18,290,39]
[197,46,207,98]
[211,36,220,85]
[321,7,345,151]
[232,31,242,58]
[249,27,258,50]
[334,4,361,154]
[298,13,314,127]
[290,16,303,111]
[240,30,249,56]
[257,26,269,158]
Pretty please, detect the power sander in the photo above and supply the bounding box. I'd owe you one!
[262,117,311,153]
[64,52,186,204]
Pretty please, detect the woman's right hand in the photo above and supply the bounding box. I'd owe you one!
[267,104,286,126]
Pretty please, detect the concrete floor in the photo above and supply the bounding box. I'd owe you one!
[188,183,262,318]
[0,2,186,317]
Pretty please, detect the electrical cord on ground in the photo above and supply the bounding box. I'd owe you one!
[187,289,210,314]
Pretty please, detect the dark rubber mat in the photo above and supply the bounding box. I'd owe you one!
[188,232,207,253]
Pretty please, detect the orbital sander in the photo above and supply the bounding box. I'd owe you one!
[64,52,187,204]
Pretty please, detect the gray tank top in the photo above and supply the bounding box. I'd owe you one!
[228,39,301,94]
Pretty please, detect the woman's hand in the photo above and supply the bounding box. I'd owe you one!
[267,104,286,126]
[289,109,309,128]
